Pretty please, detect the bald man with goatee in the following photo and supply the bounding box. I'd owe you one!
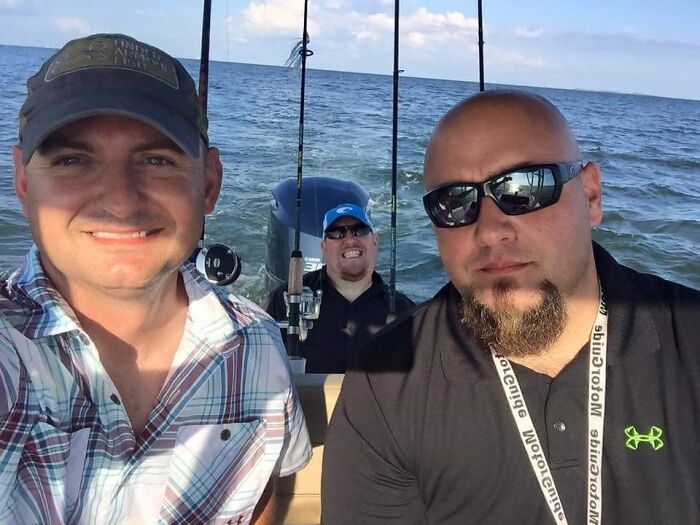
[321,90,700,525]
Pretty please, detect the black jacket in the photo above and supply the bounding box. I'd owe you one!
[266,267,414,373]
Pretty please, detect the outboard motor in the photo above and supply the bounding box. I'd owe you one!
[265,176,369,293]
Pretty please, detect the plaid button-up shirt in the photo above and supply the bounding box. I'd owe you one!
[0,247,312,525]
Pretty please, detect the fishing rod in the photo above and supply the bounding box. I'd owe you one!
[193,0,241,286]
[287,0,313,357]
[389,0,401,313]
[478,0,484,91]
[199,0,212,114]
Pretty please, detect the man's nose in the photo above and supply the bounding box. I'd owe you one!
[342,230,361,244]
[472,197,517,247]
[100,164,146,218]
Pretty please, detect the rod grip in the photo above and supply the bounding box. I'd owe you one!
[286,251,304,357]
[287,250,303,295]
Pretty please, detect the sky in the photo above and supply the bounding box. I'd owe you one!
[1,0,699,100]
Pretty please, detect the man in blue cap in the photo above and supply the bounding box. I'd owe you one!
[267,203,414,373]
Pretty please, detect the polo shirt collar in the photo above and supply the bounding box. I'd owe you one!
[442,282,495,381]
[318,266,386,303]
[440,242,662,380]
[592,242,661,365]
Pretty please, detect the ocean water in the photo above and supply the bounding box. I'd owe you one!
[0,45,698,303]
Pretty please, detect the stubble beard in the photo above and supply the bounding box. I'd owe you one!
[339,267,369,282]
[337,257,370,283]
[459,278,567,358]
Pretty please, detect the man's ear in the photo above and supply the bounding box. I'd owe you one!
[203,146,223,214]
[580,161,602,227]
[372,232,379,247]
[12,145,29,215]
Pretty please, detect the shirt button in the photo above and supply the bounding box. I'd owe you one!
[220,429,231,441]
[110,393,121,405]
[553,421,567,432]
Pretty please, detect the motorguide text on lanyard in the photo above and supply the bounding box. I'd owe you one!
[491,291,608,525]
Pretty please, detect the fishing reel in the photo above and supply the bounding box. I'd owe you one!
[279,286,323,342]
[189,235,242,286]
[189,222,242,287]
[194,243,241,286]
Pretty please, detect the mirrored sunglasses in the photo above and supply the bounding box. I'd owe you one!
[423,161,585,228]
[324,223,373,240]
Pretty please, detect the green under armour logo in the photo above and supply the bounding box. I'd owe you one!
[624,425,664,451]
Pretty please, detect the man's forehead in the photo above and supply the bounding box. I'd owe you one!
[436,97,565,145]
[424,95,578,186]
[38,114,185,152]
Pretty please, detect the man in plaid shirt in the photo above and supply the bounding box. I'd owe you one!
[0,33,311,524]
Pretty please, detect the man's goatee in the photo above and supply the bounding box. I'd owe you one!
[459,279,567,358]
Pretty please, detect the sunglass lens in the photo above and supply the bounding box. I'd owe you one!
[325,227,346,240]
[489,167,557,215]
[352,225,372,237]
[325,224,372,239]
[425,185,479,227]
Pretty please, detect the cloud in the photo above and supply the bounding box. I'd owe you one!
[225,16,250,43]
[351,28,382,41]
[515,25,544,38]
[407,31,427,47]
[492,48,549,68]
[243,0,310,35]
[529,27,700,55]
[0,0,39,15]
[407,7,476,31]
[135,9,166,17]
[53,17,90,34]
[235,3,477,48]
[345,7,478,48]
[366,12,394,32]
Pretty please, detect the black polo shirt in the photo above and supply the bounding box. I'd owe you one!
[322,243,700,524]
[266,268,414,373]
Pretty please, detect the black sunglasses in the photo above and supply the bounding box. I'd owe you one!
[324,223,373,240]
[423,161,585,228]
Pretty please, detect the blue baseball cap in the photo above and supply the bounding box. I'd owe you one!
[323,203,374,232]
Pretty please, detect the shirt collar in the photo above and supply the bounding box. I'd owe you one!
[6,246,259,343]
[187,260,279,348]
[180,262,260,345]
[6,245,81,339]
[440,242,662,381]
[592,241,661,365]
[319,266,386,302]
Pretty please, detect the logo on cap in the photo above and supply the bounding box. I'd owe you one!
[45,35,179,88]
